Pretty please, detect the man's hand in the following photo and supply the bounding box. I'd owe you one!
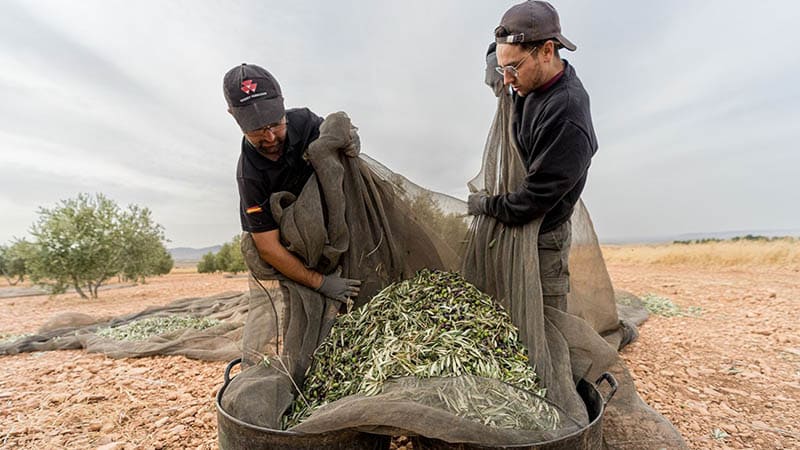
[468,190,490,216]
[316,272,361,302]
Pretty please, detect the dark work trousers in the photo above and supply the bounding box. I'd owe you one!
[538,218,571,311]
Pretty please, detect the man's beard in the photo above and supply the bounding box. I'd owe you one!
[255,141,284,160]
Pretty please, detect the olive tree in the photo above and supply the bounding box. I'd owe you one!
[118,205,173,282]
[197,251,218,273]
[217,235,247,274]
[27,193,172,299]
[196,235,247,274]
[0,240,32,285]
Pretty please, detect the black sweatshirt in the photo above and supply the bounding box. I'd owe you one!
[484,60,598,233]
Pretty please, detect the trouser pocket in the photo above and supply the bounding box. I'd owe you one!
[538,219,571,298]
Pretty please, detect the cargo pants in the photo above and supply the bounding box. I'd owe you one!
[538,218,571,311]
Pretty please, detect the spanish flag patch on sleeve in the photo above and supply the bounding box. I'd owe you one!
[246,205,263,214]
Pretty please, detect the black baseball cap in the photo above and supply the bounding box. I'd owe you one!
[223,63,285,132]
[495,1,576,51]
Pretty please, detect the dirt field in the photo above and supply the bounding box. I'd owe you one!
[611,262,799,449]
[1,262,798,449]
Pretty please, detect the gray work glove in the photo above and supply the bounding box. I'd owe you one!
[316,272,361,302]
[468,190,490,216]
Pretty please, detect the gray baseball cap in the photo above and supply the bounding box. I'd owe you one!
[223,63,285,132]
[495,1,576,51]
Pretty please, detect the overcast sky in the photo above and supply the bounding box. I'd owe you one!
[1,0,799,247]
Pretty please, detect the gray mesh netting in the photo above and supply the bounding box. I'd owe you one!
[0,292,248,360]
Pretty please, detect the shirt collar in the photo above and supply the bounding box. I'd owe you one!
[534,59,570,94]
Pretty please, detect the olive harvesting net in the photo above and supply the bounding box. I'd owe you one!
[1,98,687,447]
[0,292,248,360]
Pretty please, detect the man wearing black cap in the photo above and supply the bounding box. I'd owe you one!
[223,63,360,302]
[468,1,598,311]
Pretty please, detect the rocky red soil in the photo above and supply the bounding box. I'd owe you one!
[1,264,798,449]
[612,263,799,449]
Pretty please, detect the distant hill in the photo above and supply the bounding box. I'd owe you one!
[168,245,221,262]
[670,229,800,241]
[602,228,800,245]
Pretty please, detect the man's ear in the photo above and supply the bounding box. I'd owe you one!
[544,40,557,60]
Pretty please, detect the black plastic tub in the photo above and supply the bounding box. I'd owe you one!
[216,358,616,450]
[216,358,389,450]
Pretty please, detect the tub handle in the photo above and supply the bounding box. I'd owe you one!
[595,372,618,406]
[224,357,242,386]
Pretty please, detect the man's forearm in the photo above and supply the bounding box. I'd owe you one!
[254,234,323,289]
[250,229,361,302]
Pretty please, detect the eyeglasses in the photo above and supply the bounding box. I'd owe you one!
[245,119,288,138]
[494,46,537,79]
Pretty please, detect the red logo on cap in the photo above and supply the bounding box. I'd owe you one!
[241,80,258,94]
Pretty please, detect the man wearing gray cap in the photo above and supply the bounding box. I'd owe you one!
[468,1,598,311]
[223,63,360,302]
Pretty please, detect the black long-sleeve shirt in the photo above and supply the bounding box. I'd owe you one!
[484,60,597,233]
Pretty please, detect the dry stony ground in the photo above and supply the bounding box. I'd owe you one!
[0,264,798,449]
[611,262,799,450]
